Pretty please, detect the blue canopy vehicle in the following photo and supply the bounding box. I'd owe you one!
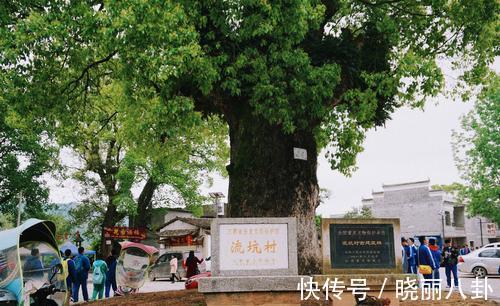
[0,219,66,306]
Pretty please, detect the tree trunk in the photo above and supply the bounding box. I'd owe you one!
[227,111,321,275]
[99,176,125,257]
[131,177,157,228]
[100,197,122,257]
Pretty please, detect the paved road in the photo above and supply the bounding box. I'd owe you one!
[141,279,185,292]
[73,279,184,302]
[436,267,500,301]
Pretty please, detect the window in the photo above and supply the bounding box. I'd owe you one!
[478,249,498,258]
[445,211,451,226]
[158,254,169,263]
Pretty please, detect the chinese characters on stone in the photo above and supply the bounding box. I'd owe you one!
[219,224,289,270]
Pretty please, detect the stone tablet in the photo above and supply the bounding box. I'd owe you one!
[330,223,395,269]
[321,218,402,274]
[211,217,298,277]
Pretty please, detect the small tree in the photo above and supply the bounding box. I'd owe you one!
[344,205,373,219]
[453,75,500,224]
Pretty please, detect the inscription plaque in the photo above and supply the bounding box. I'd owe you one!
[329,223,395,269]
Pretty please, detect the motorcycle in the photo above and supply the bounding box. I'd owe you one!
[0,219,66,306]
[115,241,158,295]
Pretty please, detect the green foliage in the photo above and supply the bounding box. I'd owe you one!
[0,214,14,230]
[1,1,228,233]
[45,213,76,244]
[0,0,497,215]
[314,214,322,232]
[453,75,500,224]
[0,98,55,221]
[59,80,228,232]
[343,205,373,219]
[69,199,107,247]
[431,183,465,195]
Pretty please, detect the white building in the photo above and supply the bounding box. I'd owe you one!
[151,206,222,258]
[361,180,500,248]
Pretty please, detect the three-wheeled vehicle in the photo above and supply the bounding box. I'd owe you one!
[115,241,158,295]
[0,219,66,306]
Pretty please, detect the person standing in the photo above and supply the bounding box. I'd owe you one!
[464,244,470,254]
[459,244,471,256]
[185,251,203,279]
[407,238,418,274]
[170,255,180,283]
[417,236,438,287]
[62,249,76,304]
[428,238,442,284]
[105,249,118,298]
[401,238,409,274]
[72,246,91,302]
[91,255,108,300]
[442,240,459,288]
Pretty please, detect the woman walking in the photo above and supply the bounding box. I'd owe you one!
[184,251,203,279]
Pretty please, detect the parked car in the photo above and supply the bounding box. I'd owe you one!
[149,251,207,281]
[481,242,500,249]
[458,247,500,278]
[185,271,211,290]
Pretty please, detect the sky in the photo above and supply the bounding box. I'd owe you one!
[316,99,472,216]
[47,80,481,217]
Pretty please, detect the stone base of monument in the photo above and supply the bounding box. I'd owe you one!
[199,275,307,306]
[314,274,416,306]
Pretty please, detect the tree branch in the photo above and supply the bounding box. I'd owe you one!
[61,51,117,94]
[95,111,118,136]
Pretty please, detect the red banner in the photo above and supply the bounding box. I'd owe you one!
[103,226,147,240]
[164,234,201,247]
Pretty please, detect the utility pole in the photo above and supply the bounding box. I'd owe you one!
[209,192,225,218]
[441,213,446,245]
[479,218,484,246]
[17,192,24,227]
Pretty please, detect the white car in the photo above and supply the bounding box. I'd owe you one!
[482,242,500,249]
[458,247,500,278]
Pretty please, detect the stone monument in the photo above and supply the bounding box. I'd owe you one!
[315,218,414,306]
[199,217,306,306]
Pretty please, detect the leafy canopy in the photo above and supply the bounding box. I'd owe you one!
[1,1,228,223]
[0,0,497,179]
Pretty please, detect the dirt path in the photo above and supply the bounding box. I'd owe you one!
[81,290,206,306]
[400,293,498,306]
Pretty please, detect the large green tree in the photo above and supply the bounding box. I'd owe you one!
[1,0,497,273]
[58,81,227,252]
[453,75,499,224]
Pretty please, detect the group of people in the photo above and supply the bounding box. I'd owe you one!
[168,250,204,283]
[401,237,460,288]
[62,247,118,303]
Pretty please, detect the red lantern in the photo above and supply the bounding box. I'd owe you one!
[186,235,193,245]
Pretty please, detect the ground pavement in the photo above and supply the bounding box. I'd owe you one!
[73,279,185,303]
[73,268,500,303]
